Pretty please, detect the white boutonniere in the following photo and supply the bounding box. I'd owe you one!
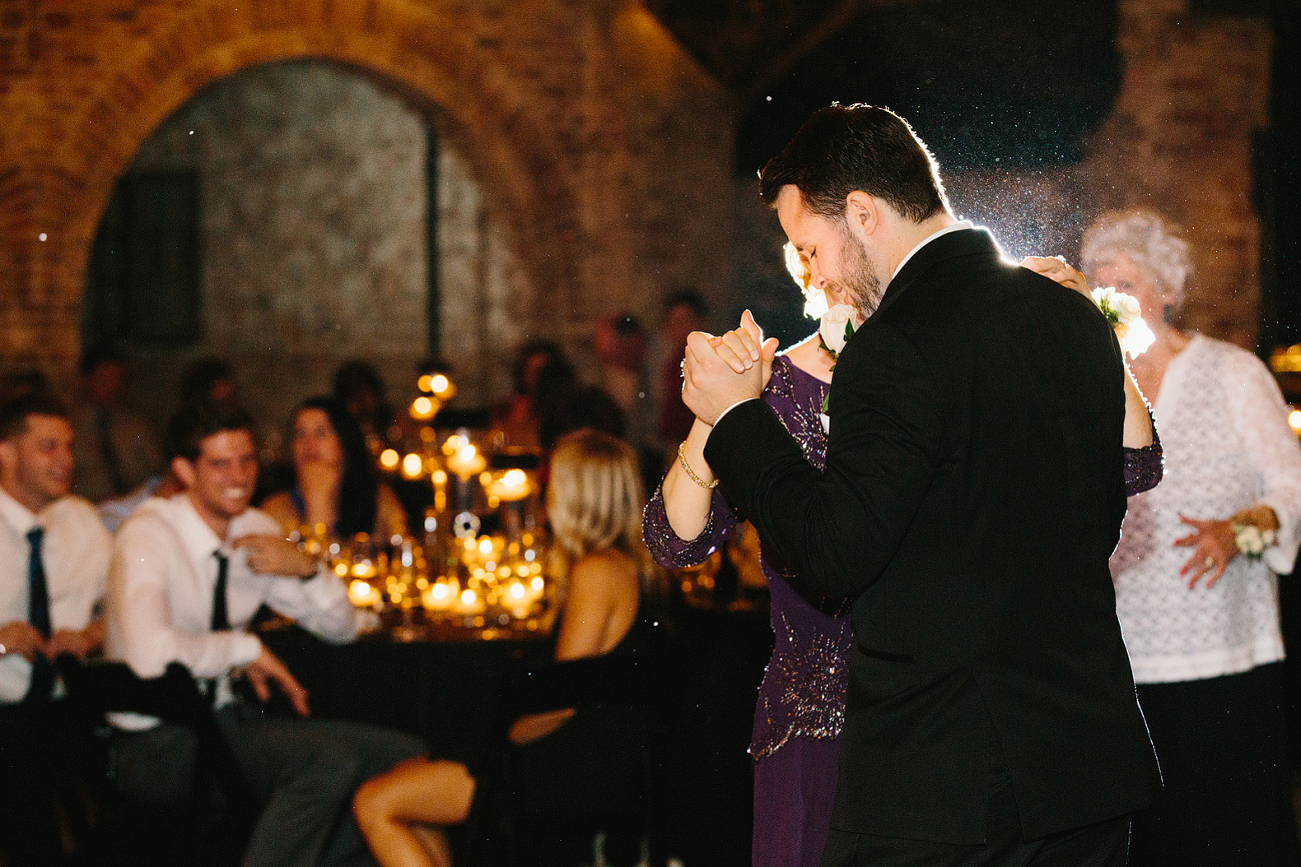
[1090,286,1155,357]
[818,304,857,431]
[1232,523,1276,560]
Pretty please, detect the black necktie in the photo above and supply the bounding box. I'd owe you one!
[211,551,230,632]
[24,526,55,704]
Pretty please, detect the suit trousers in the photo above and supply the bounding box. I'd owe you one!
[0,700,95,867]
[819,759,1131,867]
[112,702,426,867]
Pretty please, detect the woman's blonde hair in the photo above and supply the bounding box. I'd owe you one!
[1080,209,1193,309]
[547,429,645,557]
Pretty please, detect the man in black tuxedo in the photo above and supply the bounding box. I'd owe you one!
[682,105,1161,865]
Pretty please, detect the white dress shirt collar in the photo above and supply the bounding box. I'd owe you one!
[892,219,975,280]
[0,486,39,537]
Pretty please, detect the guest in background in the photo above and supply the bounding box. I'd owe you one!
[179,355,239,409]
[70,345,163,503]
[334,359,398,455]
[655,288,708,448]
[106,400,426,867]
[354,429,658,867]
[261,396,408,541]
[492,340,577,452]
[1082,209,1301,866]
[0,390,111,867]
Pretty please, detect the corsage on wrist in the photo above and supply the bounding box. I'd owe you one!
[1231,523,1276,560]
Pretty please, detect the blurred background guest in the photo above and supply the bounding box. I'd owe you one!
[334,359,399,456]
[69,345,163,504]
[262,396,408,541]
[655,288,708,451]
[179,355,239,410]
[1083,209,1301,867]
[491,340,577,453]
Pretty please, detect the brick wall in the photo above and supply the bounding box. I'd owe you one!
[0,0,735,411]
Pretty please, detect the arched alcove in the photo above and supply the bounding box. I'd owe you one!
[83,60,530,449]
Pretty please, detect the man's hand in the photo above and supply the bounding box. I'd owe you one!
[45,620,104,660]
[681,310,779,426]
[244,645,311,717]
[233,534,318,578]
[0,621,48,661]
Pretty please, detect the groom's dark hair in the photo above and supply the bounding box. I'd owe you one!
[759,104,949,224]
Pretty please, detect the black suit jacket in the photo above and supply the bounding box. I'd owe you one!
[705,228,1160,844]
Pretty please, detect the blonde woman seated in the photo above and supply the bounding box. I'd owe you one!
[353,429,657,867]
[262,396,407,541]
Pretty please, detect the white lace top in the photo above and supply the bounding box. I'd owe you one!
[1113,334,1301,684]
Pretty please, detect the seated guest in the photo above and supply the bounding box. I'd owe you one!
[333,360,398,455]
[261,397,408,542]
[492,340,577,452]
[0,390,112,867]
[70,345,164,504]
[353,429,658,867]
[105,401,425,867]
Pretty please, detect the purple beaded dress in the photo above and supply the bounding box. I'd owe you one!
[643,350,1163,867]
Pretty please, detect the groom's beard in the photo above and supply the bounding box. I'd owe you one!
[833,222,886,318]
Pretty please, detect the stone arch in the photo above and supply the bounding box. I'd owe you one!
[26,0,596,360]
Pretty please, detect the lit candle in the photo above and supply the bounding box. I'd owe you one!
[485,469,532,502]
[348,579,381,608]
[445,443,486,478]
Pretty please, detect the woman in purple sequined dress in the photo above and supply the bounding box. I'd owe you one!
[643,252,1162,867]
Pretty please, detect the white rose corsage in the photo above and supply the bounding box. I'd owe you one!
[818,304,857,432]
[1090,286,1155,358]
[1232,523,1276,561]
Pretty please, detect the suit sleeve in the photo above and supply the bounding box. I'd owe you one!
[704,323,942,602]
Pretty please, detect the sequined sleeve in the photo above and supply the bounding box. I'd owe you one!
[643,483,738,569]
[1123,412,1163,497]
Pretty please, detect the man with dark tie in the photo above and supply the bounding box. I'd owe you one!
[105,400,424,867]
[0,389,112,866]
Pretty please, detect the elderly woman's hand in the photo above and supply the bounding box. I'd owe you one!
[1020,256,1090,297]
[1174,514,1238,589]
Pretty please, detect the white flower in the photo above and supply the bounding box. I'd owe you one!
[1090,286,1153,358]
[1233,523,1277,560]
[820,304,856,356]
[820,412,830,434]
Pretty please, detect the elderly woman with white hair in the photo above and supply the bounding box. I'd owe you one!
[1082,209,1301,866]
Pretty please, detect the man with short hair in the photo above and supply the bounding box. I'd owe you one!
[106,401,424,867]
[683,104,1161,865]
[0,390,111,866]
[70,345,163,503]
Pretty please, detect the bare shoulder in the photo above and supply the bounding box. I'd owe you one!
[258,491,297,531]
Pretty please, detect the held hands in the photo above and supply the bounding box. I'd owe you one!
[244,644,311,717]
[232,534,318,578]
[681,310,780,426]
[1175,514,1238,589]
[0,620,102,662]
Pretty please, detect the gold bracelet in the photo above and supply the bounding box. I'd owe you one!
[678,441,718,489]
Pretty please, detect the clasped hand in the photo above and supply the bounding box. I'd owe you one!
[681,310,780,426]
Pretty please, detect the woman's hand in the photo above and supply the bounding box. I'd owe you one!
[1021,255,1090,296]
[1175,514,1238,589]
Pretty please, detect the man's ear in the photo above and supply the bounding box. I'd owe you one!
[171,455,196,490]
[844,191,879,240]
[0,439,15,478]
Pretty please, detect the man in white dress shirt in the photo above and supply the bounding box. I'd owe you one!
[106,400,424,867]
[0,390,112,866]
